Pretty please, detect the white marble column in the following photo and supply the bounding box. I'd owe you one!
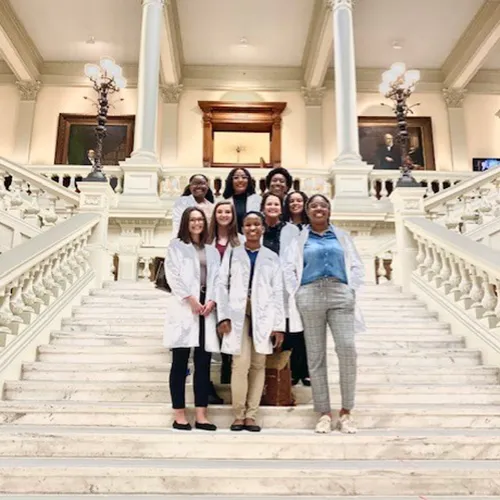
[130,0,164,163]
[443,88,469,171]
[328,0,373,211]
[160,83,183,166]
[13,81,41,164]
[120,0,164,207]
[302,87,325,169]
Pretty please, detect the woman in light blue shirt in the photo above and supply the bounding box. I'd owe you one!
[284,194,365,435]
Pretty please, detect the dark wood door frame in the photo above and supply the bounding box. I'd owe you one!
[198,101,287,168]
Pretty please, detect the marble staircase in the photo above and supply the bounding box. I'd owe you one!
[0,280,499,497]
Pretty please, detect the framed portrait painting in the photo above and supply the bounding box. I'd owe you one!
[55,114,135,165]
[358,116,436,171]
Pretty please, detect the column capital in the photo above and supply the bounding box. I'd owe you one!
[442,87,467,108]
[160,83,184,104]
[301,86,326,106]
[16,80,41,101]
[326,0,356,11]
[142,0,167,6]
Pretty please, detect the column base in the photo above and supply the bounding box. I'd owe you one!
[118,161,163,209]
[329,160,381,213]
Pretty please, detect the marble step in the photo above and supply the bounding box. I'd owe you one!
[60,323,451,334]
[2,427,500,460]
[70,310,438,322]
[49,333,464,350]
[21,362,499,384]
[0,497,498,500]
[6,381,500,404]
[35,345,481,366]
[1,401,499,428]
[0,458,499,495]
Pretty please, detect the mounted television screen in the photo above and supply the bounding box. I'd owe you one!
[472,158,500,171]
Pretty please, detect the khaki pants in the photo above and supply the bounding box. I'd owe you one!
[231,317,267,420]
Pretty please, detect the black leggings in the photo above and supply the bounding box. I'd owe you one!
[169,292,212,409]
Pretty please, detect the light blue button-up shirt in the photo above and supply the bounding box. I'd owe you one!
[300,228,348,286]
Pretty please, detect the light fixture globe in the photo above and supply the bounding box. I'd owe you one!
[390,62,406,76]
[100,57,116,73]
[84,63,100,79]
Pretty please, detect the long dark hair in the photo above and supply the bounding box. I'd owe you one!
[207,201,240,247]
[282,190,309,225]
[222,167,256,199]
[181,174,215,203]
[177,207,209,247]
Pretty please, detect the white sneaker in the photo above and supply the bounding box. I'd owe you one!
[336,413,357,434]
[314,415,332,434]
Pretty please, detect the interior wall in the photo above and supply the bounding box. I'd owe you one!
[0,85,19,159]
[30,86,139,165]
[463,94,500,160]
[177,89,307,169]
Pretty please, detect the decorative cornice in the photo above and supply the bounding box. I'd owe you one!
[16,80,41,101]
[442,87,467,108]
[301,86,326,106]
[160,83,183,103]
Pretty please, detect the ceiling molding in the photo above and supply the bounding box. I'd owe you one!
[160,0,183,85]
[2,62,500,95]
[0,0,43,81]
[302,0,332,88]
[442,0,500,89]
[39,62,138,88]
[182,65,303,91]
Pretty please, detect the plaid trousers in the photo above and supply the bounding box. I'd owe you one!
[295,277,357,413]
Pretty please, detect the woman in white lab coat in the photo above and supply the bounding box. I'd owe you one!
[164,206,221,432]
[283,194,365,435]
[171,174,215,236]
[222,167,261,233]
[217,211,285,432]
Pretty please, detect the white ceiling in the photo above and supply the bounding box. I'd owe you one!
[10,0,142,64]
[353,0,484,69]
[177,0,315,67]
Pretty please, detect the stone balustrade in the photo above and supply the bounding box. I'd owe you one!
[29,164,124,195]
[405,217,500,336]
[369,170,475,201]
[0,213,100,358]
[0,157,80,229]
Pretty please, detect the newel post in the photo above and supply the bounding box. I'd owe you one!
[389,187,427,292]
[78,182,114,287]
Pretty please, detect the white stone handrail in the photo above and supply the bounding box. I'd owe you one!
[405,216,500,329]
[0,212,100,382]
[369,170,476,201]
[0,212,99,339]
[423,165,500,212]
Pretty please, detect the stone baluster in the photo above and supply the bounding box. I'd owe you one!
[429,245,442,285]
[415,238,426,275]
[437,248,451,288]
[376,255,388,284]
[469,267,484,313]
[446,255,462,296]
[41,194,58,228]
[22,268,43,313]
[494,279,500,325]
[23,185,42,228]
[9,177,24,218]
[457,259,473,302]
[480,272,498,327]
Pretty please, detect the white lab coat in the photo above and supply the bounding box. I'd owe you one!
[225,193,262,213]
[217,245,285,355]
[171,195,214,237]
[283,224,366,334]
[163,239,221,352]
[271,222,301,333]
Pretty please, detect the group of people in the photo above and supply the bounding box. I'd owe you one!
[163,167,365,434]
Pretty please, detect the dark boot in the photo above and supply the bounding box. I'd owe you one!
[208,381,223,405]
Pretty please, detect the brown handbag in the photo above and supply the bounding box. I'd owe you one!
[261,350,295,406]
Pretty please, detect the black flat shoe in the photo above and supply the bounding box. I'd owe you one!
[244,423,261,432]
[195,421,217,431]
[291,378,300,386]
[302,377,311,387]
[173,421,192,431]
[230,423,245,431]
